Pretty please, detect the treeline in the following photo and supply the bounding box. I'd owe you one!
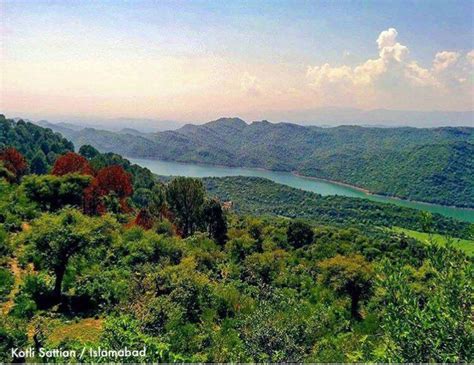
[204,176,473,240]
[0,115,74,174]
[1,146,226,242]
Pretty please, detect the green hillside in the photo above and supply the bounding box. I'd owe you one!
[203,176,473,240]
[0,119,472,363]
[46,118,474,207]
[0,115,74,172]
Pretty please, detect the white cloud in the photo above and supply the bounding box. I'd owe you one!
[306,64,353,88]
[433,51,460,73]
[377,28,409,62]
[466,50,474,66]
[306,28,473,107]
[376,28,398,49]
[405,61,438,86]
[353,58,386,85]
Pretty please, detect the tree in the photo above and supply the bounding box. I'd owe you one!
[78,144,100,159]
[378,246,472,362]
[150,184,166,218]
[0,147,28,182]
[52,152,94,176]
[132,188,154,208]
[84,165,133,215]
[134,208,155,230]
[166,177,205,237]
[30,151,48,175]
[132,184,166,217]
[23,174,92,211]
[287,220,314,248]
[0,162,15,182]
[21,208,115,300]
[203,199,227,245]
[94,165,133,199]
[318,254,373,319]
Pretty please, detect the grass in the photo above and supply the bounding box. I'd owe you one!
[47,318,104,346]
[392,226,474,256]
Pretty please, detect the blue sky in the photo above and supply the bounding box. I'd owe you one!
[2,0,473,121]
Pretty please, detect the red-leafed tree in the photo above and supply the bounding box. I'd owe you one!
[94,165,133,199]
[83,165,133,215]
[0,147,28,182]
[52,152,94,176]
[83,180,106,216]
[134,208,154,230]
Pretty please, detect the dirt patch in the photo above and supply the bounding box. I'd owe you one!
[1,257,21,315]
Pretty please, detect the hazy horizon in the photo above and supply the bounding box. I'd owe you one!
[4,107,474,134]
[1,1,473,124]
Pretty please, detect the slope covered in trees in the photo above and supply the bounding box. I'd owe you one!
[0,115,74,174]
[0,122,472,362]
[203,176,472,241]
[44,117,474,207]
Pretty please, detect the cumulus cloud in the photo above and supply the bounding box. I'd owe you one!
[377,28,409,62]
[306,28,473,108]
[433,51,460,73]
[466,50,474,66]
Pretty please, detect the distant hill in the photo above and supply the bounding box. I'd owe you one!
[262,107,474,127]
[36,117,474,208]
[36,118,184,133]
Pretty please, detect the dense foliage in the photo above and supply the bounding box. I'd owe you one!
[0,119,472,363]
[204,176,472,239]
[49,117,474,207]
[0,115,74,171]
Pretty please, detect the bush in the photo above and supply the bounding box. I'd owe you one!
[11,294,37,319]
[287,220,314,248]
[155,219,174,236]
[0,267,14,299]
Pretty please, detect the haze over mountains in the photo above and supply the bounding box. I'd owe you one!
[36,116,474,208]
[17,107,473,135]
[266,108,474,128]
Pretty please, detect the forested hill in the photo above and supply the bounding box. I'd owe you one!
[41,117,474,208]
[203,176,472,240]
[0,115,74,172]
[1,114,472,362]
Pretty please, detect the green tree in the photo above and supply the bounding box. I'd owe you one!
[22,174,92,211]
[203,199,227,245]
[78,144,100,159]
[21,208,115,300]
[287,220,314,248]
[0,317,28,363]
[30,151,48,174]
[377,246,472,362]
[318,254,373,319]
[150,183,166,218]
[166,177,205,237]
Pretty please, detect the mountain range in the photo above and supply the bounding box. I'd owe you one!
[36,117,474,208]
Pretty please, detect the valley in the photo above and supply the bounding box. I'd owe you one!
[0,115,472,363]
[43,117,474,208]
[129,157,474,222]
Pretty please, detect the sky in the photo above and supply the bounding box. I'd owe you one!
[1,0,473,123]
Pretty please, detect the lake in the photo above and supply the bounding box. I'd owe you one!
[128,158,474,223]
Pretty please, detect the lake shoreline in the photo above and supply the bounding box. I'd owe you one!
[126,156,474,221]
[291,172,474,211]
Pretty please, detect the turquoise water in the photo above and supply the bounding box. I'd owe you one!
[128,158,474,223]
